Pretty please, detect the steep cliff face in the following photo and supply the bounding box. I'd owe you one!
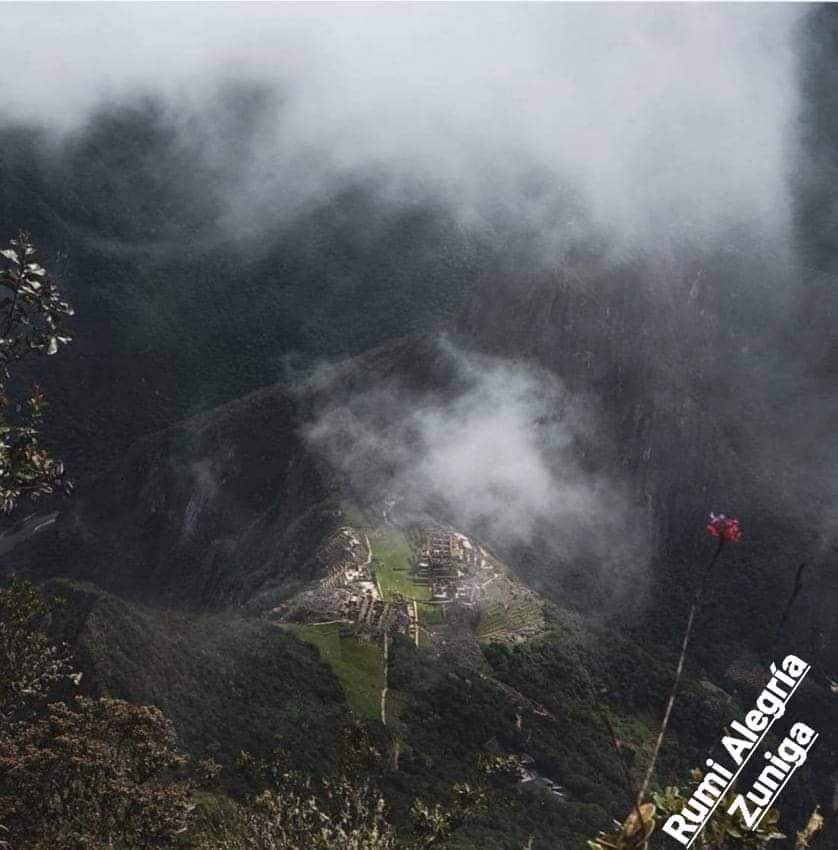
[15,272,835,651]
[12,382,340,608]
[457,249,838,661]
[5,335,476,607]
[116,383,337,606]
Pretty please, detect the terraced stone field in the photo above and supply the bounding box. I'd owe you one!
[476,599,545,642]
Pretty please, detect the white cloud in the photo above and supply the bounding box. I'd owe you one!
[0,3,804,254]
[304,341,647,587]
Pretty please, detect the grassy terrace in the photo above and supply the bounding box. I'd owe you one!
[370,528,446,633]
[287,623,383,720]
[371,528,429,600]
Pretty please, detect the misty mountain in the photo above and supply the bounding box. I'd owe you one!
[3,4,838,849]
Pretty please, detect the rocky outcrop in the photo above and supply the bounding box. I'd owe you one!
[10,382,340,608]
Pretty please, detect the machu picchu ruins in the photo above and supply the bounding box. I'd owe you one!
[274,514,545,648]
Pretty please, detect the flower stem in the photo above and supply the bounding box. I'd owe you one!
[637,536,725,804]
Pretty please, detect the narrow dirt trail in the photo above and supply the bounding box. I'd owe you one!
[363,534,372,566]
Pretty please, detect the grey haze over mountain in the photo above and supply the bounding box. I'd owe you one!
[2,3,803,257]
[304,341,647,599]
[2,3,837,630]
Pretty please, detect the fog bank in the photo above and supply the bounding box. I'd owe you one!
[1,3,804,256]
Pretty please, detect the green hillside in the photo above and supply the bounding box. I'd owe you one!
[287,623,384,720]
[39,578,748,849]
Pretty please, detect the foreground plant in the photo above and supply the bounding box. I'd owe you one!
[0,697,193,849]
[704,514,742,542]
[0,231,74,514]
[793,808,824,849]
[195,774,397,850]
[591,514,743,850]
[587,803,656,850]
[638,513,742,802]
[410,783,487,848]
[588,769,784,850]
[0,579,74,730]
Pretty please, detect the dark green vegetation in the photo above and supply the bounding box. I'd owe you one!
[48,580,347,775]
[0,232,74,514]
[36,571,766,849]
[379,602,732,850]
[287,622,384,721]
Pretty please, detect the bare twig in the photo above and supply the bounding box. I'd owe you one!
[776,563,806,646]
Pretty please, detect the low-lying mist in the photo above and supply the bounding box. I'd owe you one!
[1,4,836,625]
[303,339,650,609]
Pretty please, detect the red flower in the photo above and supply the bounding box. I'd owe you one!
[705,513,741,541]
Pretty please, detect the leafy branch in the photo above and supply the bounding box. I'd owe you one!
[0,231,74,515]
